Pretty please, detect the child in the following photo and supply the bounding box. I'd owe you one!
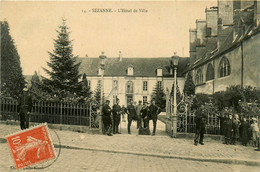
[251,117,259,147]
[240,117,249,146]
[232,114,241,145]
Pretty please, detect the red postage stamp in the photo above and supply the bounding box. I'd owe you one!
[6,123,56,169]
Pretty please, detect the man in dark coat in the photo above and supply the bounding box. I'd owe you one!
[140,101,150,129]
[112,98,122,134]
[240,117,249,146]
[223,114,233,144]
[18,86,33,130]
[102,100,113,136]
[194,105,207,145]
[149,99,161,136]
[127,100,137,134]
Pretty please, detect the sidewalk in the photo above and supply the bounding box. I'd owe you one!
[1,119,260,167]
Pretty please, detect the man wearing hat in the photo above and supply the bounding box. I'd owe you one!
[102,100,113,136]
[149,99,161,136]
[194,105,207,145]
[136,100,143,129]
[18,84,33,130]
[126,99,137,134]
[112,98,122,134]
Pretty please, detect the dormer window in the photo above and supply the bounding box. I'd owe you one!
[98,68,103,76]
[127,66,134,76]
[157,68,162,76]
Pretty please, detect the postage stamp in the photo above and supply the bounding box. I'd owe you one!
[6,123,56,170]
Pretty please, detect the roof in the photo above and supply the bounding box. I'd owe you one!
[185,3,260,72]
[187,24,260,71]
[78,57,189,77]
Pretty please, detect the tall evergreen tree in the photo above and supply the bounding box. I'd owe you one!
[183,71,195,96]
[1,21,25,99]
[29,71,42,100]
[79,73,92,99]
[93,81,101,106]
[42,19,81,99]
[170,80,182,104]
[151,82,166,110]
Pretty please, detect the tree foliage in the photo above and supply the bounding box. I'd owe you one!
[29,71,43,100]
[191,85,259,116]
[183,72,195,96]
[41,19,82,100]
[151,82,166,110]
[170,80,182,105]
[77,73,92,102]
[1,21,25,98]
[93,81,102,106]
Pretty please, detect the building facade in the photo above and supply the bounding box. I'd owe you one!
[187,0,260,94]
[78,55,188,106]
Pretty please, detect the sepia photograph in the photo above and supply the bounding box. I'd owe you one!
[0,0,260,171]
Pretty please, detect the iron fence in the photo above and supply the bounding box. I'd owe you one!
[0,97,98,128]
[31,101,91,126]
[178,111,221,135]
[0,98,18,120]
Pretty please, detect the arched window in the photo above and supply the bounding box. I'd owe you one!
[126,81,133,93]
[219,57,230,77]
[206,63,214,81]
[195,69,203,84]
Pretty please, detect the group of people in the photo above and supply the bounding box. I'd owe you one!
[193,105,260,147]
[223,114,259,147]
[102,98,161,136]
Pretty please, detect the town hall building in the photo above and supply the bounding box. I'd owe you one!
[78,53,189,106]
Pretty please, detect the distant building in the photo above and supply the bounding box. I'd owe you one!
[186,0,260,94]
[78,55,189,106]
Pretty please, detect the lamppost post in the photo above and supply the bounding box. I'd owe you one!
[99,52,106,134]
[171,53,179,138]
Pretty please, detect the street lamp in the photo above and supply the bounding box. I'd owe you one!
[99,51,106,134]
[171,53,179,137]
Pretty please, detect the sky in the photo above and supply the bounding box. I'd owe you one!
[1,0,217,76]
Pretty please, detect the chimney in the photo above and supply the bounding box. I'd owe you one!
[119,51,122,61]
[218,0,235,27]
[206,7,218,36]
[196,19,206,46]
[189,28,197,60]
[254,0,260,27]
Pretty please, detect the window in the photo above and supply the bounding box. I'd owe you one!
[195,69,203,84]
[87,80,91,88]
[206,63,214,81]
[97,80,101,87]
[126,81,133,93]
[143,96,147,103]
[113,95,117,105]
[127,66,134,76]
[98,68,103,75]
[157,68,162,76]
[113,80,118,90]
[157,81,162,89]
[143,81,148,91]
[219,57,231,78]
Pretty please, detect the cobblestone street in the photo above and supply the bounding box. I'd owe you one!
[1,120,260,171]
[1,143,260,172]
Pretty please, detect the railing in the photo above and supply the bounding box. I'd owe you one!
[0,97,18,120]
[31,101,91,126]
[179,111,221,135]
[0,97,98,127]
